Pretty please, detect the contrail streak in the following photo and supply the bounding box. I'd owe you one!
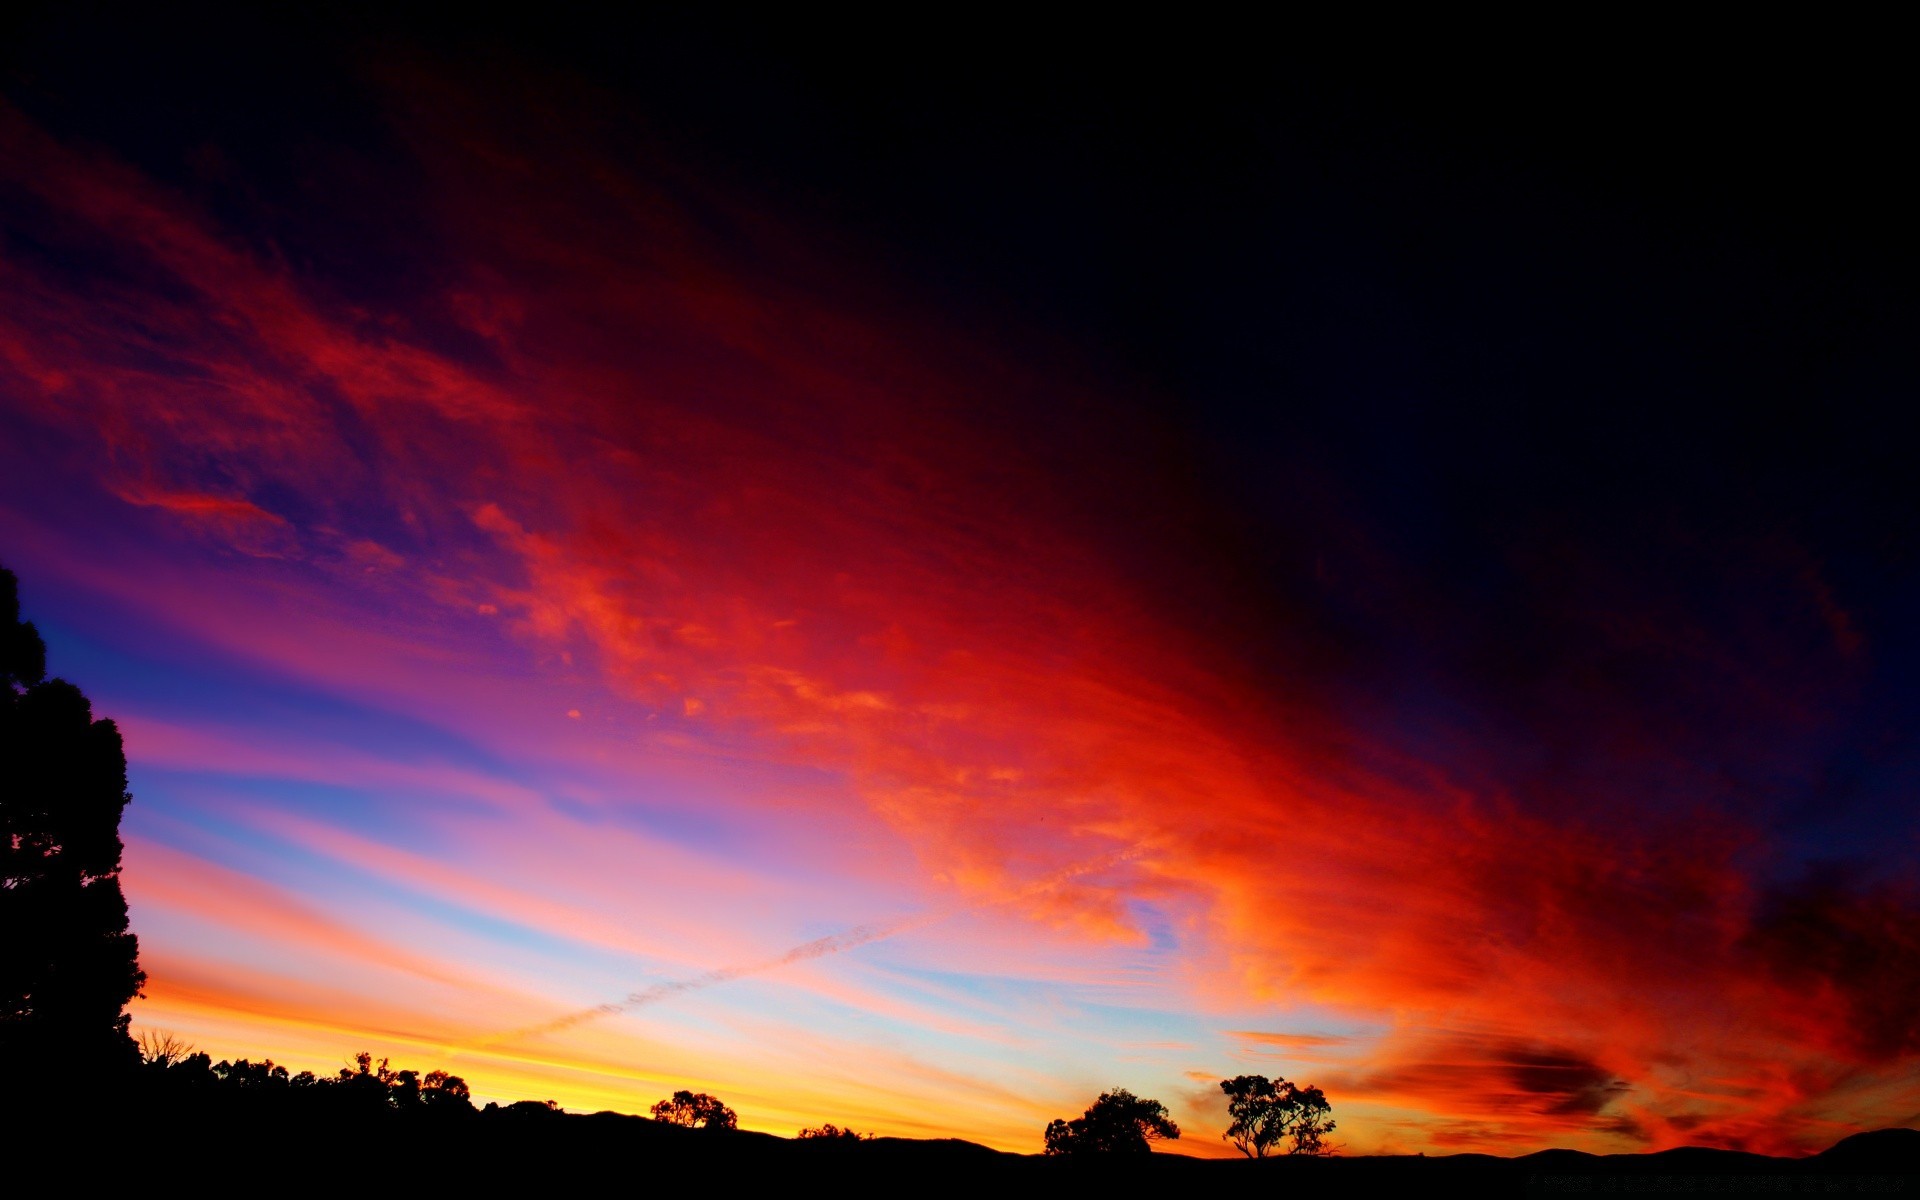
[454,844,1146,1054]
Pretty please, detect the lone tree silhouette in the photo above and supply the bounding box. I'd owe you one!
[650,1089,737,1130]
[1220,1074,1336,1157]
[1043,1088,1180,1156]
[0,566,145,1087]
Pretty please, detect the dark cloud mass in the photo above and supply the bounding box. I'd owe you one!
[1744,872,1920,1062]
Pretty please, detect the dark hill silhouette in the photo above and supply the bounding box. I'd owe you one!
[8,1073,1913,1194]
[1814,1127,1920,1168]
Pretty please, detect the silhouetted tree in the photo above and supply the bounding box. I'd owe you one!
[214,1057,293,1089]
[798,1122,869,1141]
[1285,1083,1336,1155]
[160,1051,217,1090]
[650,1089,737,1130]
[1042,1088,1180,1156]
[338,1051,399,1110]
[1220,1074,1336,1157]
[0,566,145,1086]
[137,1028,194,1069]
[390,1068,424,1107]
[421,1069,475,1113]
[318,1050,474,1113]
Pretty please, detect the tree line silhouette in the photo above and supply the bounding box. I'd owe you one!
[134,1035,483,1115]
[131,1028,1336,1159]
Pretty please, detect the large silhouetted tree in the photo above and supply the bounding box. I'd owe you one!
[1042,1088,1180,1156]
[1220,1074,1337,1157]
[0,566,145,1087]
[1285,1083,1336,1155]
[650,1089,737,1130]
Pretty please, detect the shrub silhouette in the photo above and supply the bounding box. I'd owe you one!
[0,565,145,1088]
[1220,1074,1336,1156]
[1043,1088,1180,1156]
[798,1122,869,1141]
[651,1089,737,1130]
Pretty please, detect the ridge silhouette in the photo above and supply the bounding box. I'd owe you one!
[19,1046,1919,1194]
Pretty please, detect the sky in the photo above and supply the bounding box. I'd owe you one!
[3,11,1918,1156]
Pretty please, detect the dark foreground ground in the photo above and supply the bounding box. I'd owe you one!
[10,1099,1916,1196]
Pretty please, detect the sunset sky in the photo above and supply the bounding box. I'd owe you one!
[3,13,1916,1156]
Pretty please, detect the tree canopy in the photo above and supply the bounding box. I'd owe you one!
[1043,1088,1180,1156]
[0,565,145,1085]
[650,1090,737,1130]
[1220,1074,1336,1157]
